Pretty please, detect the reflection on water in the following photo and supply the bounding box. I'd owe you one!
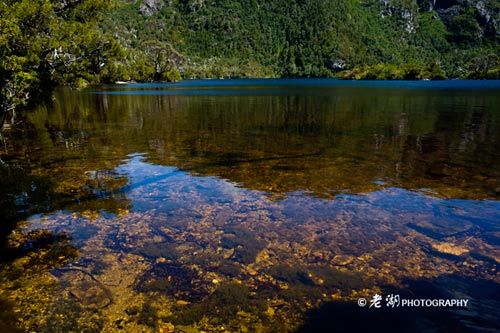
[0,80,499,332]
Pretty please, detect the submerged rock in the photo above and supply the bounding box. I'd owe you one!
[432,242,469,256]
[52,269,112,310]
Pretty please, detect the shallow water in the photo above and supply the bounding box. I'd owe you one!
[0,79,499,332]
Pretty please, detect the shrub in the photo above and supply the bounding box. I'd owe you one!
[162,68,182,82]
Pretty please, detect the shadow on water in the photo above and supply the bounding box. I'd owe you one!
[0,297,22,333]
[0,163,54,261]
[296,274,500,333]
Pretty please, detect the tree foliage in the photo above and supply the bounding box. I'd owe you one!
[104,0,499,79]
[0,0,119,112]
[466,54,500,79]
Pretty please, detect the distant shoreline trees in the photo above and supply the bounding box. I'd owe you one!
[1,0,499,121]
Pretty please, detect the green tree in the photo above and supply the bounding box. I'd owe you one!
[141,40,184,81]
[162,67,182,82]
[0,0,117,122]
[466,54,500,79]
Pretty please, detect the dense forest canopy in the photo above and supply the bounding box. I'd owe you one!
[103,0,499,79]
[0,0,121,118]
[1,0,499,113]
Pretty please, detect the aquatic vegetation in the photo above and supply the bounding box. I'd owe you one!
[135,262,202,299]
[135,242,179,260]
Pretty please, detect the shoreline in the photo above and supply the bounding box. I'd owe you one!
[110,76,500,85]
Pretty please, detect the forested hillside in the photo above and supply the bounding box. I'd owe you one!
[102,0,500,79]
[1,0,499,116]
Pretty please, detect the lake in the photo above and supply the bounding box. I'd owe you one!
[0,79,499,332]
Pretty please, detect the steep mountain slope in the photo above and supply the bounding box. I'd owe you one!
[103,0,499,78]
